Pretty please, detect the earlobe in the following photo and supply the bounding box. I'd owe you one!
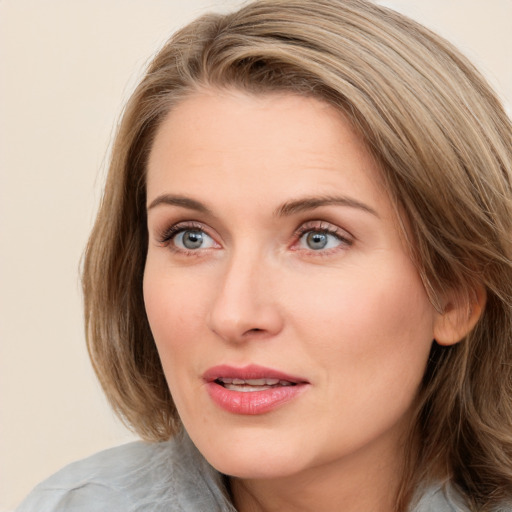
[433,285,486,346]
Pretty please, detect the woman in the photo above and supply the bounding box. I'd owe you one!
[17,0,512,510]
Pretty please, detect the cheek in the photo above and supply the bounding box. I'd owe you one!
[290,261,435,451]
[143,264,205,364]
[303,259,431,321]
[291,257,435,389]
[143,268,209,424]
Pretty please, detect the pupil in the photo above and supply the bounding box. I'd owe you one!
[183,230,203,249]
[307,232,327,250]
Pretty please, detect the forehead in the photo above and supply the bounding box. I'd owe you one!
[145,89,396,224]
[149,89,354,159]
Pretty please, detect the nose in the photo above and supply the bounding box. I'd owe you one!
[206,250,284,343]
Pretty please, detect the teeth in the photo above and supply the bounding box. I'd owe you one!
[224,384,272,392]
[245,378,279,386]
[217,377,294,388]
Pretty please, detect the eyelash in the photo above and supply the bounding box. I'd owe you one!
[157,221,217,256]
[292,222,353,253]
[156,220,353,256]
[158,221,204,243]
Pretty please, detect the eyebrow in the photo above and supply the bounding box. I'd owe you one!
[274,195,379,217]
[147,193,378,218]
[147,194,213,215]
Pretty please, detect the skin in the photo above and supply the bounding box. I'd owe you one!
[143,89,455,512]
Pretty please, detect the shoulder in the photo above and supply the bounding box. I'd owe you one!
[410,484,468,512]
[410,483,512,512]
[16,434,235,512]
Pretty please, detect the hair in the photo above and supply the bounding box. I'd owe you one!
[82,0,512,510]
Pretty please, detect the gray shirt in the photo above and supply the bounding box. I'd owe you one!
[15,433,479,511]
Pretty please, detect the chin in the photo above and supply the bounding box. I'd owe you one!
[209,453,309,480]
[189,425,313,479]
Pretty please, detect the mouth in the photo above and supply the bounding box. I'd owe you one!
[215,377,297,392]
[203,364,307,387]
[203,364,308,414]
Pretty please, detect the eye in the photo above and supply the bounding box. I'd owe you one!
[294,223,353,253]
[173,229,216,250]
[301,231,338,251]
[299,231,340,250]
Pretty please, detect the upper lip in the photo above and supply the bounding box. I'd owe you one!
[203,364,308,384]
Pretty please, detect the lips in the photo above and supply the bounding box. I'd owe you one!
[203,364,308,414]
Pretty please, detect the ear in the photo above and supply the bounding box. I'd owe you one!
[433,285,486,346]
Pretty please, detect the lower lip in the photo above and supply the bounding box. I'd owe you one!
[206,382,307,415]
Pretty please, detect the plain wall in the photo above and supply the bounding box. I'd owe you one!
[1,1,510,510]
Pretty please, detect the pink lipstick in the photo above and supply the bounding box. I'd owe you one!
[203,364,308,415]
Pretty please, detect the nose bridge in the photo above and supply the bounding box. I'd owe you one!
[207,244,282,342]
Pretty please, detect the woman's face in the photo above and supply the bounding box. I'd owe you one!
[144,89,440,481]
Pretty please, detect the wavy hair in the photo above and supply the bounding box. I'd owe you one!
[82,1,512,509]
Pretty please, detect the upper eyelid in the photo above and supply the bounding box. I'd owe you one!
[156,221,210,243]
[295,220,354,238]
[153,219,353,247]
[156,223,221,255]
[292,221,355,251]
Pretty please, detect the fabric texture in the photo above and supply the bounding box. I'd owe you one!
[15,433,495,512]
[17,433,236,512]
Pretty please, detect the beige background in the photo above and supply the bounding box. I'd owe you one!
[1,1,510,510]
